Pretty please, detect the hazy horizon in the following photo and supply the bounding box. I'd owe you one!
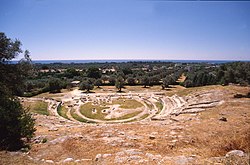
[1,0,250,61]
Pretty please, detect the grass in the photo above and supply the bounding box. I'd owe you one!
[144,101,154,110]
[139,113,150,120]
[80,102,108,120]
[70,109,95,123]
[57,105,69,120]
[25,101,49,115]
[80,99,144,120]
[155,101,163,114]
[33,88,71,98]
[112,99,143,109]
[112,110,143,120]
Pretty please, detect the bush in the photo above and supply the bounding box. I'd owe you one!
[0,96,36,150]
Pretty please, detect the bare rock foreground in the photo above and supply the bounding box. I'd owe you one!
[0,85,249,164]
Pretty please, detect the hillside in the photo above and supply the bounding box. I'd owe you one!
[0,85,249,164]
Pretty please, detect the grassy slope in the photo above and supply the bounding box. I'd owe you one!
[24,101,49,115]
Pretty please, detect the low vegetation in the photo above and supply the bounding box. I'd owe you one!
[80,99,144,121]
[80,102,108,120]
[57,105,69,120]
[155,101,163,114]
[112,99,143,109]
[112,110,143,120]
[70,109,95,123]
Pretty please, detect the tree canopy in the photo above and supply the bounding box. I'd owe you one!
[0,32,35,151]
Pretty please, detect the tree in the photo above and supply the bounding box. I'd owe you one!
[0,32,36,150]
[122,67,133,75]
[225,69,235,84]
[94,79,102,88]
[101,75,109,84]
[48,78,62,93]
[86,67,101,79]
[109,76,116,85]
[184,79,193,87]
[127,77,136,86]
[115,76,124,92]
[64,68,80,78]
[149,75,160,86]
[162,78,169,89]
[141,76,150,88]
[80,79,94,92]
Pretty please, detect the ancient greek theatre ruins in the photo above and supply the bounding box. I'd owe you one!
[22,89,224,124]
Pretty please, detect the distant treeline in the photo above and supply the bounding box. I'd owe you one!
[183,62,250,87]
[22,61,249,96]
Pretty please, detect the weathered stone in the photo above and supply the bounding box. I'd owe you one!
[63,157,74,163]
[174,156,194,165]
[128,155,142,161]
[124,149,143,155]
[146,153,162,161]
[45,160,54,163]
[95,154,102,161]
[225,150,245,157]
[171,139,178,143]
[103,154,112,158]
[119,131,125,135]
[149,135,156,140]
[219,116,227,122]
[48,127,58,131]
[114,156,127,163]
[116,151,125,156]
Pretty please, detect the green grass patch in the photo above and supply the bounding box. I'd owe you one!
[57,105,69,120]
[70,109,95,123]
[27,101,49,115]
[155,101,163,114]
[80,99,144,120]
[112,99,143,109]
[144,101,154,110]
[139,113,150,120]
[80,102,108,120]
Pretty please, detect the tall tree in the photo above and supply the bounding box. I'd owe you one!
[48,78,62,93]
[86,67,101,79]
[109,76,116,85]
[141,76,150,88]
[0,32,36,150]
[94,79,102,88]
[80,79,94,92]
[127,77,136,86]
[115,76,124,92]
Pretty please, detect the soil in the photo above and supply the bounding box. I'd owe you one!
[0,85,249,165]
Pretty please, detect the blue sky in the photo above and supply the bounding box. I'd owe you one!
[1,0,250,60]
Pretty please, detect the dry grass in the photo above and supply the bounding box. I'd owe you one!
[0,151,37,165]
[23,101,49,115]
[176,73,186,83]
[155,101,163,114]
[70,109,95,123]
[2,85,249,164]
[112,99,143,109]
[33,89,71,98]
[79,102,109,120]
[80,99,143,120]
[57,105,69,120]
